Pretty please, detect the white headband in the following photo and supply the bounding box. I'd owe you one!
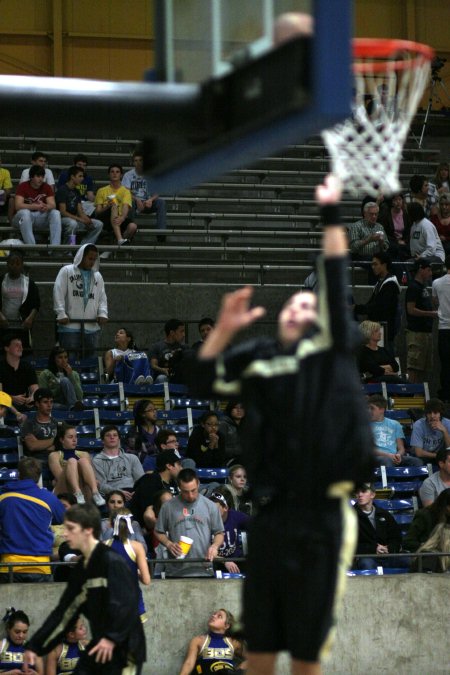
[113,514,134,537]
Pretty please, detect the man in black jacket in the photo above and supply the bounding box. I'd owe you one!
[353,483,403,570]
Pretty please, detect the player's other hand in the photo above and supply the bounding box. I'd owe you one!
[315,173,342,205]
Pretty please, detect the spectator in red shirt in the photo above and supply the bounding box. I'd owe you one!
[12,165,61,246]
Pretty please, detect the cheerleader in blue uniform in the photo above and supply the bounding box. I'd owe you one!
[0,608,43,674]
[105,510,151,623]
[48,424,105,507]
[45,617,87,675]
[179,609,246,675]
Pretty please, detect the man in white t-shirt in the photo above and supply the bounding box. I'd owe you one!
[19,151,55,188]
[419,448,450,506]
[432,256,450,401]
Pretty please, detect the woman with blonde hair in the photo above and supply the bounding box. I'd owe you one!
[357,320,404,383]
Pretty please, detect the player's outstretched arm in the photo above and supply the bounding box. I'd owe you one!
[199,286,266,360]
[315,174,347,258]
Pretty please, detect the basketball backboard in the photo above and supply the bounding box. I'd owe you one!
[0,0,352,194]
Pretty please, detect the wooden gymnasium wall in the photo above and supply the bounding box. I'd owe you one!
[0,0,448,107]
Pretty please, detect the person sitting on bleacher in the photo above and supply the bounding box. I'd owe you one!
[403,487,450,552]
[56,165,103,246]
[38,346,84,410]
[149,318,187,384]
[12,165,62,247]
[57,153,96,216]
[129,447,183,530]
[418,449,450,507]
[410,398,450,465]
[191,317,215,352]
[219,402,245,464]
[20,388,59,482]
[367,394,422,468]
[19,151,55,189]
[94,164,137,246]
[220,464,252,516]
[92,424,144,502]
[0,334,38,411]
[104,327,152,386]
[357,320,404,384]
[353,482,404,570]
[125,399,158,471]
[122,147,166,238]
[186,411,226,469]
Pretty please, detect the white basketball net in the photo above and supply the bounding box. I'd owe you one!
[321,40,433,196]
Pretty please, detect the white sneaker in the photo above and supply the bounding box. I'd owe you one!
[92,492,106,507]
[118,238,128,246]
[145,375,154,384]
[74,491,85,504]
[134,375,146,385]
[100,251,111,259]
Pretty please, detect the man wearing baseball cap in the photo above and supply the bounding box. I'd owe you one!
[129,447,183,529]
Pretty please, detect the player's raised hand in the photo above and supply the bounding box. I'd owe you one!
[315,173,342,205]
[218,286,266,334]
[199,286,265,359]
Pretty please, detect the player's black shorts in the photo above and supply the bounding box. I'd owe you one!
[243,495,356,662]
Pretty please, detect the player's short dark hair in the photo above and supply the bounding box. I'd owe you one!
[108,163,123,175]
[155,428,177,449]
[18,457,42,482]
[408,202,426,223]
[65,503,102,539]
[100,424,119,440]
[132,147,144,159]
[424,398,445,415]
[34,388,53,402]
[198,317,215,330]
[371,250,392,269]
[57,492,77,506]
[68,165,85,178]
[436,448,450,466]
[409,174,427,194]
[368,394,388,410]
[73,153,88,164]
[177,468,198,485]
[29,165,45,178]
[3,334,23,348]
[164,319,184,336]
[31,151,47,162]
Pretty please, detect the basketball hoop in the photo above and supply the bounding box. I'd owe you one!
[321,38,435,196]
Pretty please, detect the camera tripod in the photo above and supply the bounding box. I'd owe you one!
[418,70,450,147]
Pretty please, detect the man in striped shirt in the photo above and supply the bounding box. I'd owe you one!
[348,201,389,260]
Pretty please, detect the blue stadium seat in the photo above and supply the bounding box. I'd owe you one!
[0,452,19,466]
[77,437,103,451]
[82,397,121,410]
[170,398,214,410]
[157,409,203,423]
[373,466,429,480]
[82,384,120,395]
[51,409,96,423]
[0,467,18,482]
[196,468,228,482]
[0,437,19,452]
[96,410,134,422]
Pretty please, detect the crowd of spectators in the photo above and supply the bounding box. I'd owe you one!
[0,148,166,250]
[0,153,450,603]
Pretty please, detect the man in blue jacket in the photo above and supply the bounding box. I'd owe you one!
[0,456,65,582]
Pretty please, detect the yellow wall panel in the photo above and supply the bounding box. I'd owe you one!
[355,0,405,38]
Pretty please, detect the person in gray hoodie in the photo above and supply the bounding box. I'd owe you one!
[53,243,108,358]
[92,424,144,502]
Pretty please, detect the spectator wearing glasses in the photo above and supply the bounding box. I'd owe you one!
[186,411,226,468]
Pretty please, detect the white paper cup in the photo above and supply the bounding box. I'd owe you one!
[177,535,193,559]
